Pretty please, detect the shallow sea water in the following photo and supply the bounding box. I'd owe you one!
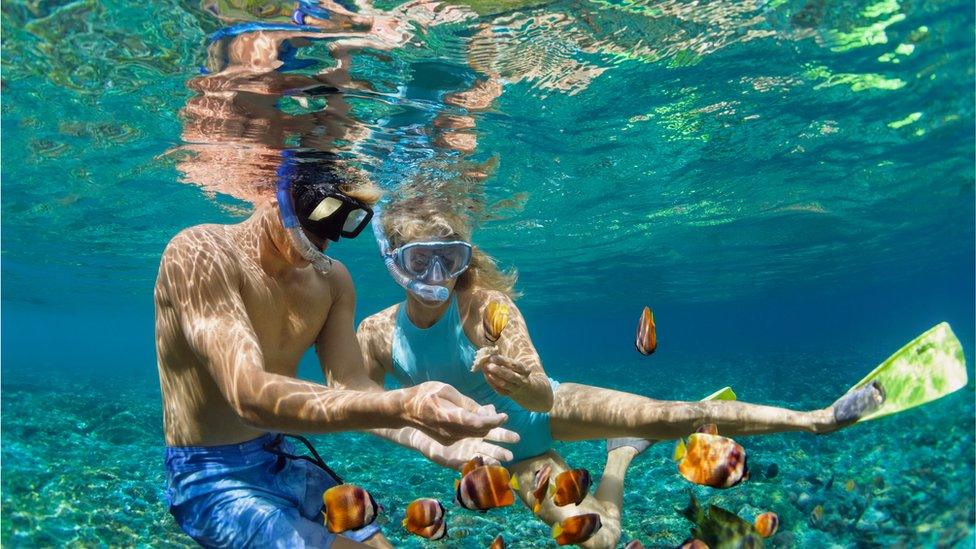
[3,347,974,547]
[2,0,974,546]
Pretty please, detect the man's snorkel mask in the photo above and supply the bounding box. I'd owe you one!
[371,205,472,303]
[276,150,373,273]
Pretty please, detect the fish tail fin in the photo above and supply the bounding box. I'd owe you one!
[454,479,460,490]
[673,438,686,461]
[509,476,520,491]
[533,501,542,514]
[552,524,563,539]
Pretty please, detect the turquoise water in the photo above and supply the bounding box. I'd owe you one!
[2,0,974,546]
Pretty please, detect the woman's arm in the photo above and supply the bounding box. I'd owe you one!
[470,290,554,412]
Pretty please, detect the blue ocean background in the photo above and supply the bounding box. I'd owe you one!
[2,0,974,546]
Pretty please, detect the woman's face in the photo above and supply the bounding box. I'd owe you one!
[400,235,470,300]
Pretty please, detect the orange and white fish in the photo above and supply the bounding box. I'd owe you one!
[635,306,656,356]
[552,513,602,545]
[489,535,506,549]
[455,462,519,511]
[551,468,591,507]
[402,498,447,540]
[754,511,779,538]
[484,301,510,343]
[322,484,379,533]
[673,425,749,489]
[531,463,553,513]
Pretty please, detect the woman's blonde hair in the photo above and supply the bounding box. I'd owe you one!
[382,195,519,299]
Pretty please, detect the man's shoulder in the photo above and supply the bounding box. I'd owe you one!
[162,224,231,262]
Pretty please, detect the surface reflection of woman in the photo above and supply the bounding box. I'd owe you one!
[350,196,884,548]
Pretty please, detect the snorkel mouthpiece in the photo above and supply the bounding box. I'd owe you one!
[371,208,450,302]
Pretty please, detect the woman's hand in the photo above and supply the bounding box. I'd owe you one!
[472,351,532,396]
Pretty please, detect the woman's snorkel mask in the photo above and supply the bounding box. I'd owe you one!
[371,205,472,303]
[276,150,373,273]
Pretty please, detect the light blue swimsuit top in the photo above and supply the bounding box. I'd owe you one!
[389,296,554,462]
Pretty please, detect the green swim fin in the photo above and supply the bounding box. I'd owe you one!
[851,322,967,422]
[702,386,736,401]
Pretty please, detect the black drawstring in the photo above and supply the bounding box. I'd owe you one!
[263,434,344,484]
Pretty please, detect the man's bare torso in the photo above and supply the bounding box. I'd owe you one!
[155,220,334,446]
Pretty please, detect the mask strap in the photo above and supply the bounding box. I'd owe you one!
[371,204,450,302]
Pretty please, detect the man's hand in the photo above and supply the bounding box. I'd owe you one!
[473,351,532,397]
[425,434,517,471]
[399,381,516,445]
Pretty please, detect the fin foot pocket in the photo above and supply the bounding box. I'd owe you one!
[833,380,886,424]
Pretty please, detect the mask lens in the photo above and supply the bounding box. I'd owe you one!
[308,196,343,221]
[342,208,367,232]
[402,247,433,276]
[398,243,471,278]
[439,245,470,275]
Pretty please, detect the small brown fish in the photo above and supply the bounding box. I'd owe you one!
[403,498,447,540]
[322,484,379,534]
[455,464,519,511]
[551,468,592,507]
[531,463,552,513]
[754,512,779,538]
[673,430,749,489]
[635,306,657,355]
[552,513,602,546]
[489,535,506,549]
[811,505,824,523]
[483,301,510,343]
[625,540,647,549]
[678,540,709,549]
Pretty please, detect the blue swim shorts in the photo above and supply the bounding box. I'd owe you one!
[165,433,381,548]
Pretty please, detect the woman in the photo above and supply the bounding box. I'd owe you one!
[352,197,884,548]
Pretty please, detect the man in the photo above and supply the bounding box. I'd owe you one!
[155,151,517,547]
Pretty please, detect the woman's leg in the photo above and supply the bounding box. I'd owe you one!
[548,382,882,441]
[510,451,625,549]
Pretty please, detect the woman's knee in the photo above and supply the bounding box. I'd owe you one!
[577,511,620,549]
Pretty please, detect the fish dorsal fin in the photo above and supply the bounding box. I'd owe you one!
[552,524,563,538]
[695,423,718,435]
[673,438,687,461]
[461,456,484,477]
